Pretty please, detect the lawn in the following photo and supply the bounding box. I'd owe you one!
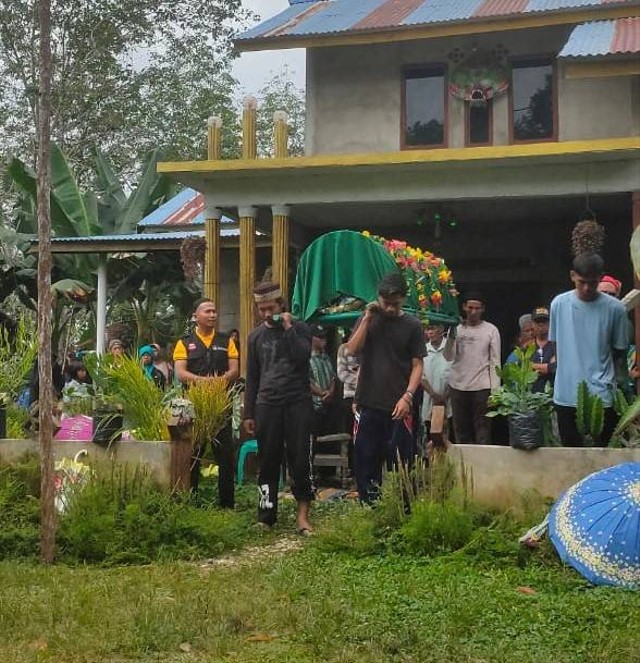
[0,543,637,663]
[0,456,637,662]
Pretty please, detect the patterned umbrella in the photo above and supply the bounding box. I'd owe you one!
[549,462,640,588]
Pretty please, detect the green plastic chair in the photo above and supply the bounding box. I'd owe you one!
[236,439,258,486]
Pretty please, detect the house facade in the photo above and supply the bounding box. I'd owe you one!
[159,0,640,369]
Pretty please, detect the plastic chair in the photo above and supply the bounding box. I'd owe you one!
[236,438,258,485]
[236,438,286,487]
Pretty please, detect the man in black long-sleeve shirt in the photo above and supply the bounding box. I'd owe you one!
[243,281,315,534]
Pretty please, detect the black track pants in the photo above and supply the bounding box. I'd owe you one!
[255,399,315,525]
[190,421,235,508]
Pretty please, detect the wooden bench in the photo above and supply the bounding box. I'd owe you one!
[313,433,350,488]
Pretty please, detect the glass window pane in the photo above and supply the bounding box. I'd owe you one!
[512,63,554,141]
[405,71,445,146]
[469,103,490,144]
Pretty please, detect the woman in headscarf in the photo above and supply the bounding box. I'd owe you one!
[138,345,166,390]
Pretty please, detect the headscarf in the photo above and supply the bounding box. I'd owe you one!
[138,345,155,379]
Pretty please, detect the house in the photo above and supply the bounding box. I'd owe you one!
[158,0,640,370]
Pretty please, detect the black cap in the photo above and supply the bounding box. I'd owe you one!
[532,306,550,321]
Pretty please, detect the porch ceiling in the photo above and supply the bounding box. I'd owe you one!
[284,192,630,230]
[158,138,640,210]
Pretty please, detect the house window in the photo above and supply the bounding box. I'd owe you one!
[466,101,492,146]
[403,67,446,147]
[511,60,555,141]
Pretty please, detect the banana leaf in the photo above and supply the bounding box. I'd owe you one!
[8,143,100,238]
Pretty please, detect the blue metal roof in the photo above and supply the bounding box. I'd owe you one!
[50,231,205,244]
[236,0,637,45]
[138,187,235,229]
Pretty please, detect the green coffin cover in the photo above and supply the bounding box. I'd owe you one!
[291,230,397,322]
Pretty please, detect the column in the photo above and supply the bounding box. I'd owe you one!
[242,96,257,160]
[96,255,107,355]
[203,203,222,309]
[273,110,288,159]
[271,205,291,298]
[239,206,258,377]
[207,115,222,161]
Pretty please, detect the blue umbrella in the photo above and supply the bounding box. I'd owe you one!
[549,462,640,589]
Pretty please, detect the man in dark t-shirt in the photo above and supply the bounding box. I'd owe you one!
[347,272,425,504]
[243,281,315,534]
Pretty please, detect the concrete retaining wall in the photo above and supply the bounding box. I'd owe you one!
[0,439,172,488]
[451,444,640,508]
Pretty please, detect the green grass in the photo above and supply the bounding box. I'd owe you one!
[0,456,638,662]
[0,549,637,663]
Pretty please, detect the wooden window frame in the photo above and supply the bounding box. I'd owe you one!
[464,100,493,147]
[509,56,558,144]
[401,64,448,150]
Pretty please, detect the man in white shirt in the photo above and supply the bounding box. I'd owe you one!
[444,292,501,444]
[421,323,453,440]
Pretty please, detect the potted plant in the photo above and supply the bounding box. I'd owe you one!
[487,344,553,450]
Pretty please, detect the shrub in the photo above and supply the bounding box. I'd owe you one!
[400,498,475,555]
[0,455,40,558]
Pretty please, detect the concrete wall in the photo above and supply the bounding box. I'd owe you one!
[0,439,173,488]
[451,445,640,509]
[306,26,639,155]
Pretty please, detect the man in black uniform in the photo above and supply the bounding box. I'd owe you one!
[174,298,239,507]
[242,281,315,535]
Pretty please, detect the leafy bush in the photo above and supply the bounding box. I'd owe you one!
[0,455,40,558]
[401,498,475,555]
[58,462,252,564]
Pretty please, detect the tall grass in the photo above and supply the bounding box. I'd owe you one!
[187,378,233,447]
[102,355,171,441]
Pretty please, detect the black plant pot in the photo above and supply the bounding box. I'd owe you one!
[0,404,6,439]
[508,411,543,450]
[92,410,123,446]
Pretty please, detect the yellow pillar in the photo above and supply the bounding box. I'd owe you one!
[203,204,222,309]
[239,206,257,376]
[242,96,257,160]
[207,115,222,160]
[271,205,290,299]
[273,110,288,159]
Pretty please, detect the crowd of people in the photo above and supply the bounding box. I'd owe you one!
[19,246,634,534]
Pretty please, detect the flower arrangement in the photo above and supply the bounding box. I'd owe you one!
[362,231,458,320]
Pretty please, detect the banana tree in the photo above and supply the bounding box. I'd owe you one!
[6,144,177,352]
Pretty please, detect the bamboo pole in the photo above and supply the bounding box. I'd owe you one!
[271,205,290,298]
[242,96,257,160]
[239,207,257,376]
[273,110,288,159]
[207,115,222,161]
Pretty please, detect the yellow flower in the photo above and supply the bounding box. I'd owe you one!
[362,230,371,237]
[438,268,451,283]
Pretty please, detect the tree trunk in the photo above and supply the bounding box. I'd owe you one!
[37,0,55,564]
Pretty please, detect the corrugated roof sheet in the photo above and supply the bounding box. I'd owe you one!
[558,17,640,56]
[237,0,637,43]
[50,231,205,244]
[138,188,235,228]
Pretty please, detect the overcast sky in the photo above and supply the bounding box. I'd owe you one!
[232,0,306,95]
